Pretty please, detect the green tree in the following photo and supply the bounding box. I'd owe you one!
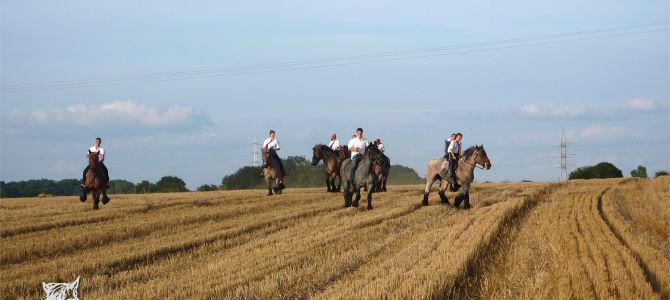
[655,170,669,178]
[135,180,157,194]
[569,162,623,180]
[630,165,648,178]
[197,184,219,191]
[109,180,136,194]
[221,166,264,190]
[155,176,189,192]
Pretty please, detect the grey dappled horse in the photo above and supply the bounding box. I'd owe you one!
[340,143,385,210]
[422,145,491,208]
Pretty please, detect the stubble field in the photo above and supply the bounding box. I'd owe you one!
[1,177,668,299]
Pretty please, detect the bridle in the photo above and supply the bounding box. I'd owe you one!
[458,149,488,170]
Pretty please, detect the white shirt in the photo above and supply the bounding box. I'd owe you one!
[447,140,461,155]
[263,138,280,151]
[347,137,367,158]
[328,139,340,150]
[377,143,385,152]
[88,146,105,161]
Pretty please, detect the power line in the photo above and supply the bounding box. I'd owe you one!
[2,22,667,94]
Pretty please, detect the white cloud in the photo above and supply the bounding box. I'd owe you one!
[66,100,195,126]
[581,125,631,139]
[7,100,200,128]
[626,98,656,112]
[520,104,586,118]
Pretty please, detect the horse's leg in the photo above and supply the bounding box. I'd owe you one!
[325,177,331,192]
[93,190,100,209]
[366,182,374,210]
[422,175,435,206]
[101,189,110,205]
[343,182,352,208]
[462,184,471,209]
[353,187,361,207]
[381,178,387,192]
[80,187,88,202]
[335,173,341,192]
[266,179,273,196]
[454,184,467,208]
[438,181,450,205]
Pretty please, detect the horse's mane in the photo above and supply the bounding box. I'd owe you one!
[462,145,483,159]
[314,144,338,157]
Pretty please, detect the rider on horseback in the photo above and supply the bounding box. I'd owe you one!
[263,130,286,176]
[447,133,462,182]
[374,138,391,167]
[444,133,456,159]
[347,128,367,185]
[328,133,340,151]
[80,137,109,191]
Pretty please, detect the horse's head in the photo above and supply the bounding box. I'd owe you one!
[87,150,99,167]
[262,147,275,163]
[474,145,492,170]
[338,146,350,162]
[311,145,323,166]
[366,142,385,165]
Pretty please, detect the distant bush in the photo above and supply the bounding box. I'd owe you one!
[569,162,623,180]
[197,184,219,191]
[655,170,669,178]
[630,165,648,179]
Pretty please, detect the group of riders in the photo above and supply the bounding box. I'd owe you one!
[77,130,464,197]
[260,128,391,187]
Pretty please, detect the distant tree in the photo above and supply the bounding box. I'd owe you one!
[569,162,623,180]
[108,180,136,194]
[156,176,189,193]
[655,170,669,178]
[197,184,219,192]
[221,166,264,190]
[630,165,648,178]
[135,180,157,194]
[284,156,323,188]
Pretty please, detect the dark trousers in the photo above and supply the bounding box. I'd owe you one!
[349,154,363,182]
[82,163,109,183]
[448,154,459,179]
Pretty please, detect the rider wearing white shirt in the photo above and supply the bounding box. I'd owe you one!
[347,128,367,184]
[328,133,340,151]
[81,137,109,188]
[262,130,285,176]
[447,133,462,182]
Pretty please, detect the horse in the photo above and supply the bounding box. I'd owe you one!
[422,145,491,208]
[340,143,385,210]
[311,144,342,192]
[262,147,285,196]
[337,146,351,163]
[80,151,110,209]
[372,154,391,192]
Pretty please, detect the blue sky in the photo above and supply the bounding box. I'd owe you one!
[2,1,668,189]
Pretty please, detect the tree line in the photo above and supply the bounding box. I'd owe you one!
[0,156,424,198]
[568,162,668,180]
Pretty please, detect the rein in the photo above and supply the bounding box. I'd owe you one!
[459,151,487,170]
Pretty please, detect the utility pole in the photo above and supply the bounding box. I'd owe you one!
[560,129,572,181]
[252,137,261,167]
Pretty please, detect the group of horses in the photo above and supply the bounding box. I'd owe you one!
[80,140,492,211]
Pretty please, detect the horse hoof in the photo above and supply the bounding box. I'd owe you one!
[367,206,373,210]
[464,204,471,209]
[79,195,87,202]
[352,202,359,208]
[102,197,110,205]
[93,206,99,210]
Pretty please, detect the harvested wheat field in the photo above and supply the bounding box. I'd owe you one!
[1,177,668,299]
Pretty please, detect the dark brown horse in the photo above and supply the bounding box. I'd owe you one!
[80,151,109,209]
[311,145,342,192]
[262,147,285,196]
[337,146,351,163]
[372,154,390,192]
[422,145,491,208]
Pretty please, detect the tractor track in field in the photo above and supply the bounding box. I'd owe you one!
[445,184,560,299]
[596,188,663,295]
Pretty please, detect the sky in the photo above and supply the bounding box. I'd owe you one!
[1,1,668,189]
